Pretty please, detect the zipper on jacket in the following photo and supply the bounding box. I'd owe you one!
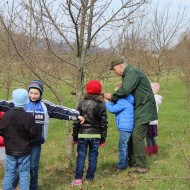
[33,102,36,116]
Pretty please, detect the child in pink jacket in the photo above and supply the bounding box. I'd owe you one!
[145,83,163,156]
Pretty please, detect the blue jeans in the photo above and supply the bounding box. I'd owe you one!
[3,155,30,190]
[75,138,100,180]
[30,144,41,190]
[14,145,42,190]
[117,131,131,169]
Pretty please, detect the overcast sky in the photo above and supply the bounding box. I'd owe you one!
[111,0,190,12]
[151,0,190,13]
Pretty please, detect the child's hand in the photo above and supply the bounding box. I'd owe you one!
[104,93,112,100]
[78,116,85,124]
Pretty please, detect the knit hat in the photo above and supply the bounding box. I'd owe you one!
[151,83,160,95]
[28,79,44,95]
[86,80,102,95]
[110,58,124,70]
[12,88,29,107]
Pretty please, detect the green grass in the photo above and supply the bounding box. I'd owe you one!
[1,77,190,189]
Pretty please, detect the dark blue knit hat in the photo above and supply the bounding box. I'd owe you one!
[28,79,44,95]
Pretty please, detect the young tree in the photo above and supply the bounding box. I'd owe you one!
[147,3,187,82]
[0,0,28,99]
[174,33,190,104]
[118,2,188,82]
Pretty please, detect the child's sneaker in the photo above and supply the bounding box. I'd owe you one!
[71,179,82,186]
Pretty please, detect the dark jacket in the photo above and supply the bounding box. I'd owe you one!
[112,64,158,126]
[72,94,108,143]
[0,108,38,156]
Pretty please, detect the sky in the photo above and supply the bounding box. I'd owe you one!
[155,0,190,6]
[111,0,190,14]
[2,0,190,48]
[151,0,190,29]
[153,0,190,11]
[153,0,190,18]
[105,0,190,48]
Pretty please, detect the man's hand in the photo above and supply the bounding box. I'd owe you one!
[104,93,112,100]
[78,116,85,124]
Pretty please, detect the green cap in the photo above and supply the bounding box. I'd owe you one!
[110,58,124,70]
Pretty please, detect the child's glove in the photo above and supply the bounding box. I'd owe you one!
[73,141,78,145]
[100,142,105,147]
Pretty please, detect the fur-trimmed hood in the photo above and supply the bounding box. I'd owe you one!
[83,93,104,102]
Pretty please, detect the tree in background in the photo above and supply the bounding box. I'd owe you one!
[0,2,29,99]
[117,2,188,83]
[173,33,190,106]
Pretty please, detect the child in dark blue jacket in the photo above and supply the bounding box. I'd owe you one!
[105,83,134,170]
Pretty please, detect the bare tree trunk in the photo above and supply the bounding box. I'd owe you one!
[75,57,85,104]
[64,121,75,168]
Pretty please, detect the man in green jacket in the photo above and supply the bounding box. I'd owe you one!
[104,57,157,173]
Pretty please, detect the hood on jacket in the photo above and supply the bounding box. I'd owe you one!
[83,93,104,102]
[123,94,134,105]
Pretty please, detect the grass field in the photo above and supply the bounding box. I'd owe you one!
[0,77,190,189]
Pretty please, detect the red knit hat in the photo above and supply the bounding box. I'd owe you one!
[86,80,102,95]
